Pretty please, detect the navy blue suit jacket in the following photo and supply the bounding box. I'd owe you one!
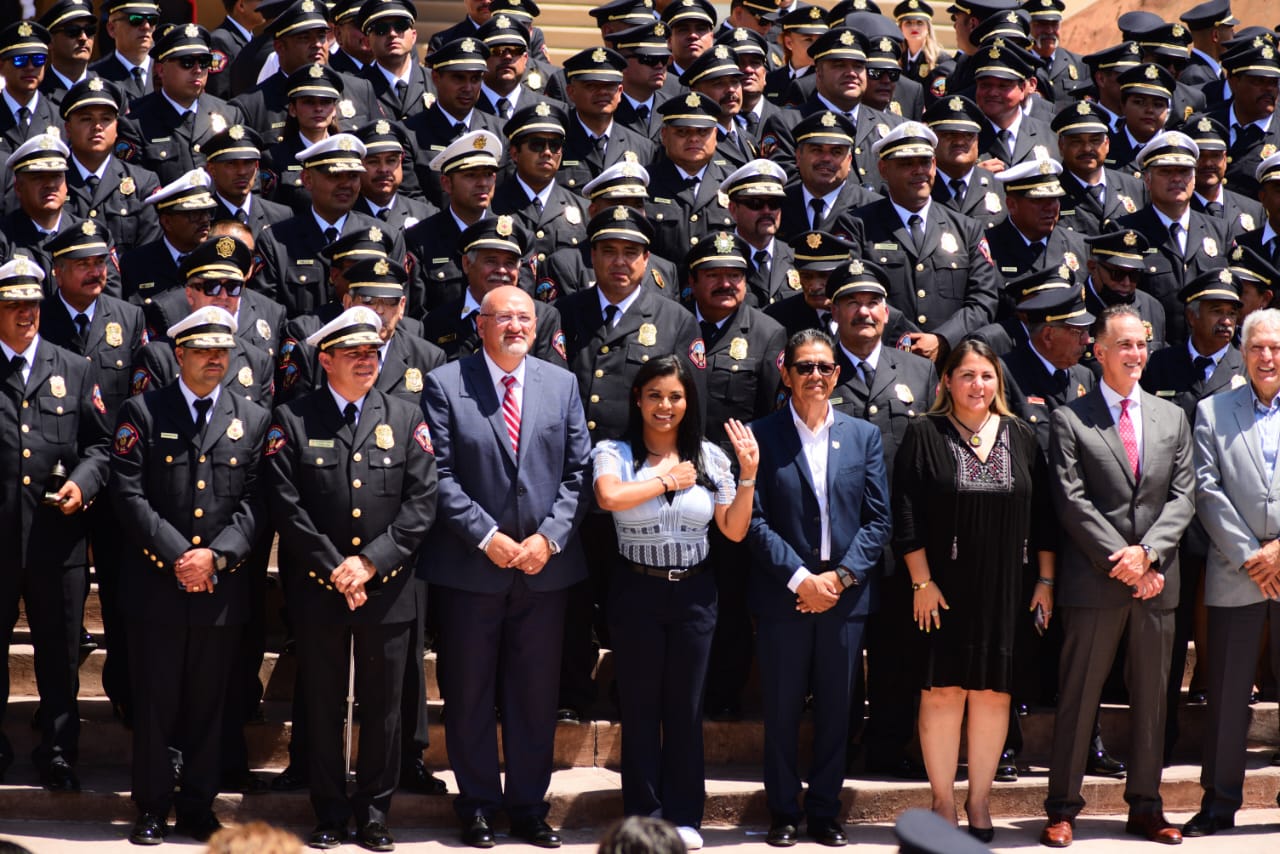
[419,353,591,594]
[747,406,891,620]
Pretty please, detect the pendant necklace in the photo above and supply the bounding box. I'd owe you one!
[954,411,994,447]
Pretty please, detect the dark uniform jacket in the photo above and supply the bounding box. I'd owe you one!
[145,288,288,358]
[1235,223,1280,267]
[1206,103,1280,197]
[212,192,295,241]
[1104,123,1151,177]
[422,298,567,368]
[88,53,152,108]
[1057,167,1147,236]
[428,15,549,63]
[491,178,590,266]
[644,157,737,263]
[64,156,163,250]
[273,325,447,405]
[555,113,656,195]
[698,304,787,450]
[758,97,903,188]
[762,65,811,107]
[1114,205,1230,346]
[1001,342,1096,452]
[119,238,184,306]
[261,135,316,216]
[763,293,834,337]
[613,90,671,143]
[0,338,111,571]
[778,182,878,244]
[535,248,679,304]
[111,384,268,622]
[555,284,702,441]
[231,70,383,146]
[1191,189,1264,243]
[352,193,437,237]
[852,197,1000,347]
[931,166,1005,231]
[119,92,246,185]
[131,337,274,406]
[206,18,251,101]
[361,61,433,123]
[0,213,124,299]
[1040,49,1089,104]
[744,240,799,309]
[403,104,507,206]
[966,316,1028,356]
[986,219,1088,314]
[40,293,149,418]
[977,114,1060,167]
[404,209,475,317]
[0,93,65,162]
[266,386,437,625]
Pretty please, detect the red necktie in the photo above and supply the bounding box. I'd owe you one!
[1118,398,1139,479]
[502,374,520,457]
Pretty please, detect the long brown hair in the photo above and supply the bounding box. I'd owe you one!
[928,339,1015,417]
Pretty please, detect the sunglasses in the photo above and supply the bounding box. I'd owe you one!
[523,136,564,153]
[194,279,243,296]
[1100,263,1142,282]
[11,54,47,68]
[368,18,413,36]
[58,23,98,38]
[491,46,526,59]
[736,197,781,211]
[791,361,837,376]
[125,13,160,27]
[867,67,901,81]
[633,54,670,67]
[175,55,214,70]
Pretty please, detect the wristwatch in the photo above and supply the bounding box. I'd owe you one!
[1140,545,1158,567]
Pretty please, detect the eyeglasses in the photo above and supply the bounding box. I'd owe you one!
[735,197,781,211]
[490,46,526,59]
[353,295,401,309]
[58,23,97,38]
[194,279,243,296]
[480,312,535,326]
[1099,262,1142,282]
[125,13,160,27]
[632,54,670,67]
[10,54,48,68]
[368,18,413,36]
[523,136,564,153]
[867,68,901,81]
[175,55,214,70]
[790,361,837,376]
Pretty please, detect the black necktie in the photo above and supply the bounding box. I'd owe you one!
[376,208,390,221]
[1269,236,1280,263]
[681,175,698,195]
[9,354,26,386]
[193,397,213,434]
[85,175,100,194]
[323,226,339,244]
[859,361,875,393]
[819,310,832,330]
[74,313,91,349]
[1052,368,1068,394]
[1169,221,1184,256]
[531,194,543,214]
[234,208,248,224]
[16,106,29,128]
[635,104,650,124]
[130,66,145,90]
[1193,355,1215,380]
[453,122,468,137]
[594,134,608,156]
[1086,183,1104,206]
[700,320,719,347]
[394,80,408,106]
[496,96,511,120]
[948,178,966,202]
[343,401,358,426]
[810,198,825,229]
[603,304,619,327]
[753,249,770,280]
[466,309,480,330]
[995,128,1013,161]
[908,214,925,254]
[1205,200,1224,218]
[744,112,760,135]
[1030,240,1046,263]
[180,110,195,131]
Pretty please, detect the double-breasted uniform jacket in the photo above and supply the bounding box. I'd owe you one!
[0,338,111,571]
[830,343,938,484]
[931,165,1005,231]
[212,192,295,241]
[119,238,183,306]
[555,284,703,441]
[145,288,288,358]
[643,157,737,263]
[491,177,590,266]
[535,247,679,304]
[977,114,1060,167]
[1190,189,1265,243]
[255,210,409,318]
[421,298,567,368]
[403,104,507,207]
[1056,167,1147,236]
[554,113,656,195]
[273,325,447,405]
[778,182,879,245]
[698,304,787,450]
[110,384,269,623]
[131,337,274,406]
[118,92,246,186]
[405,209,476,317]
[1001,342,1097,453]
[986,219,1088,315]
[231,69,385,146]
[1114,205,1230,346]
[0,93,65,163]
[851,197,1000,347]
[266,386,437,626]
[1040,48,1089,104]
[40,293,149,418]
[744,240,799,308]
[758,97,904,188]
[63,156,163,250]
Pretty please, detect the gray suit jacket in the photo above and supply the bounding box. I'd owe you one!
[1049,386,1195,610]
[1193,384,1280,608]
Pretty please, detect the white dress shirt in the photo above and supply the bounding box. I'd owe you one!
[178,378,222,423]
[1100,379,1142,461]
[1,335,39,384]
[328,384,366,424]
[786,401,836,592]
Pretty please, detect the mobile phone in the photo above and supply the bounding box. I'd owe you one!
[1033,603,1048,636]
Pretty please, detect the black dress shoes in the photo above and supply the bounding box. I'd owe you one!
[555,708,581,724]
[79,627,98,653]
[806,818,848,847]
[995,749,1018,782]
[128,813,168,846]
[512,817,562,848]
[174,812,222,842]
[399,757,448,794]
[41,757,80,792]
[462,816,496,849]
[765,819,798,847]
[1086,749,1126,778]
[308,822,348,849]
[270,765,309,791]
[967,825,995,843]
[1181,811,1234,837]
[356,821,395,852]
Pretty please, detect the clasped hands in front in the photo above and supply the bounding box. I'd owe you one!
[1107,545,1164,599]
[1244,539,1280,600]
[485,532,553,575]
[796,572,843,614]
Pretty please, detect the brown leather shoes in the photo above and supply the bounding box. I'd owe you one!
[1125,813,1183,845]
[1040,819,1073,848]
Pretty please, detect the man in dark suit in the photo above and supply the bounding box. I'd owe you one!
[1177,0,1237,91]
[0,21,66,164]
[721,25,782,145]
[90,0,160,109]
[776,110,877,244]
[1080,229,1167,372]
[474,15,558,121]
[207,0,264,100]
[924,94,1004,232]
[111,304,269,845]
[606,21,672,145]
[352,119,435,234]
[1052,101,1147,237]
[421,285,589,850]
[1105,64,1176,177]
[1206,42,1280,199]
[1041,304,1195,848]
[204,124,294,241]
[0,257,112,791]
[119,168,216,306]
[358,0,431,124]
[266,305,437,851]
[987,158,1088,300]
[38,0,97,105]
[973,43,1060,169]
[760,5,823,106]
[0,134,74,273]
[680,45,757,169]
[1115,130,1230,347]
[1232,151,1280,268]
[720,159,794,308]
[749,322,891,847]
[1185,113,1263,241]
[1026,0,1087,103]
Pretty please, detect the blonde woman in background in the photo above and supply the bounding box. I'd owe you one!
[895,0,953,86]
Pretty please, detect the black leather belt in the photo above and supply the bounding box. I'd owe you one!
[626,560,709,581]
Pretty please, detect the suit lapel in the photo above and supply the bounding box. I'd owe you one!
[782,414,819,501]
[25,343,55,401]
[1232,388,1270,485]
[1091,391,1137,488]
[463,355,518,467]
[352,391,384,452]
[199,392,235,453]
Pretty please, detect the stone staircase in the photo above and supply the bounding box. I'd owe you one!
[6,571,1280,829]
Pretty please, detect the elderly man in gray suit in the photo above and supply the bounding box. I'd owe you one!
[1184,304,1280,837]
[1040,304,1196,849]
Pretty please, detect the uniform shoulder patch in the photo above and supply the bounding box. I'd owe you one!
[265,424,287,456]
[130,367,151,396]
[414,422,434,454]
[114,423,139,456]
[552,329,567,361]
[688,338,707,369]
[92,384,106,415]
[977,236,993,266]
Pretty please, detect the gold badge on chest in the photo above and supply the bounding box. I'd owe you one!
[50,376,67,398]
[729,337,748,360]
[404,367,423,393]
[238,366,253,387]
[638,323,657,346]
[227,418,244,440]
[105,322,123,347]
[375,423,395,449]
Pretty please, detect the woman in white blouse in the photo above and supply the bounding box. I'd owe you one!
[594,355,759,851]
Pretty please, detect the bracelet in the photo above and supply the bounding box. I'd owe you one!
[911,579,932,591]
[1036,576,1055,587]
[659,475,670,494]
[738,478,756,487]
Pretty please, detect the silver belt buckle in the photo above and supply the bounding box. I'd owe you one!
[667,568,685,581]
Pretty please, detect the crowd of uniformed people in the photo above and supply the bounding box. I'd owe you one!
[1,0,1280,849]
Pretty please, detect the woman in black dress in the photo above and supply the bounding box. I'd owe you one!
[892,339,1055,840]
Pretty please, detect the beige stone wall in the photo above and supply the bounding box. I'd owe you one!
[1062,0,1277,57]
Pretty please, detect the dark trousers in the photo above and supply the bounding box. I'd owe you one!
[220,533,270,777]
[862,568,921,767]
[0,563,85,767]
[1045,604,1174,819]
[400,579,429,764]
[128,620,236,818]
[296,620,411,827]
[559,513,616,713]
[758,613,866,823]
[608,566,717,828]
[1199,600,1280,815]
[438,577,566,822]
[704,531,754,716]
[1165,552,1204,757]
[90,504,130,713]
